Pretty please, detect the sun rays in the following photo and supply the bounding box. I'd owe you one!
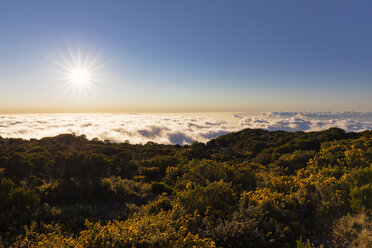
[52,44,104,98]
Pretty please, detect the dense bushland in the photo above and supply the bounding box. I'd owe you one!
[0,128,371,247]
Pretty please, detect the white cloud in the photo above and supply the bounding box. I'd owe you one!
[0,112,371,145]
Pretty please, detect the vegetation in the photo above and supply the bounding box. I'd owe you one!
[0,128,371,247]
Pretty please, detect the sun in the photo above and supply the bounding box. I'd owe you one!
[70,68,90,87]
[52,45,103,94]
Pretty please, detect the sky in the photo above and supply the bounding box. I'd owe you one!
[0,1,371,113]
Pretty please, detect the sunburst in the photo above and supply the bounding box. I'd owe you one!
[52,45,104,95]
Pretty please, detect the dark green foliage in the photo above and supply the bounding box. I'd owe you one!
[177,180,236,218]
[0,128,370,247]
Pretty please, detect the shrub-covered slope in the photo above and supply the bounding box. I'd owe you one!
[0,128,371,247]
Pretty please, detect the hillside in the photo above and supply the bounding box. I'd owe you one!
[0,128,371,247]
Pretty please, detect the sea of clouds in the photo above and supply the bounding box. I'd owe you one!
[0,112,371,145]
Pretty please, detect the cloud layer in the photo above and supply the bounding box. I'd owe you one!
[0,112,371,145]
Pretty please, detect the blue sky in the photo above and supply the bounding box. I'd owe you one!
[0,1,371,113]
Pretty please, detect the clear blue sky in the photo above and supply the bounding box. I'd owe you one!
[0,1,371,113]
